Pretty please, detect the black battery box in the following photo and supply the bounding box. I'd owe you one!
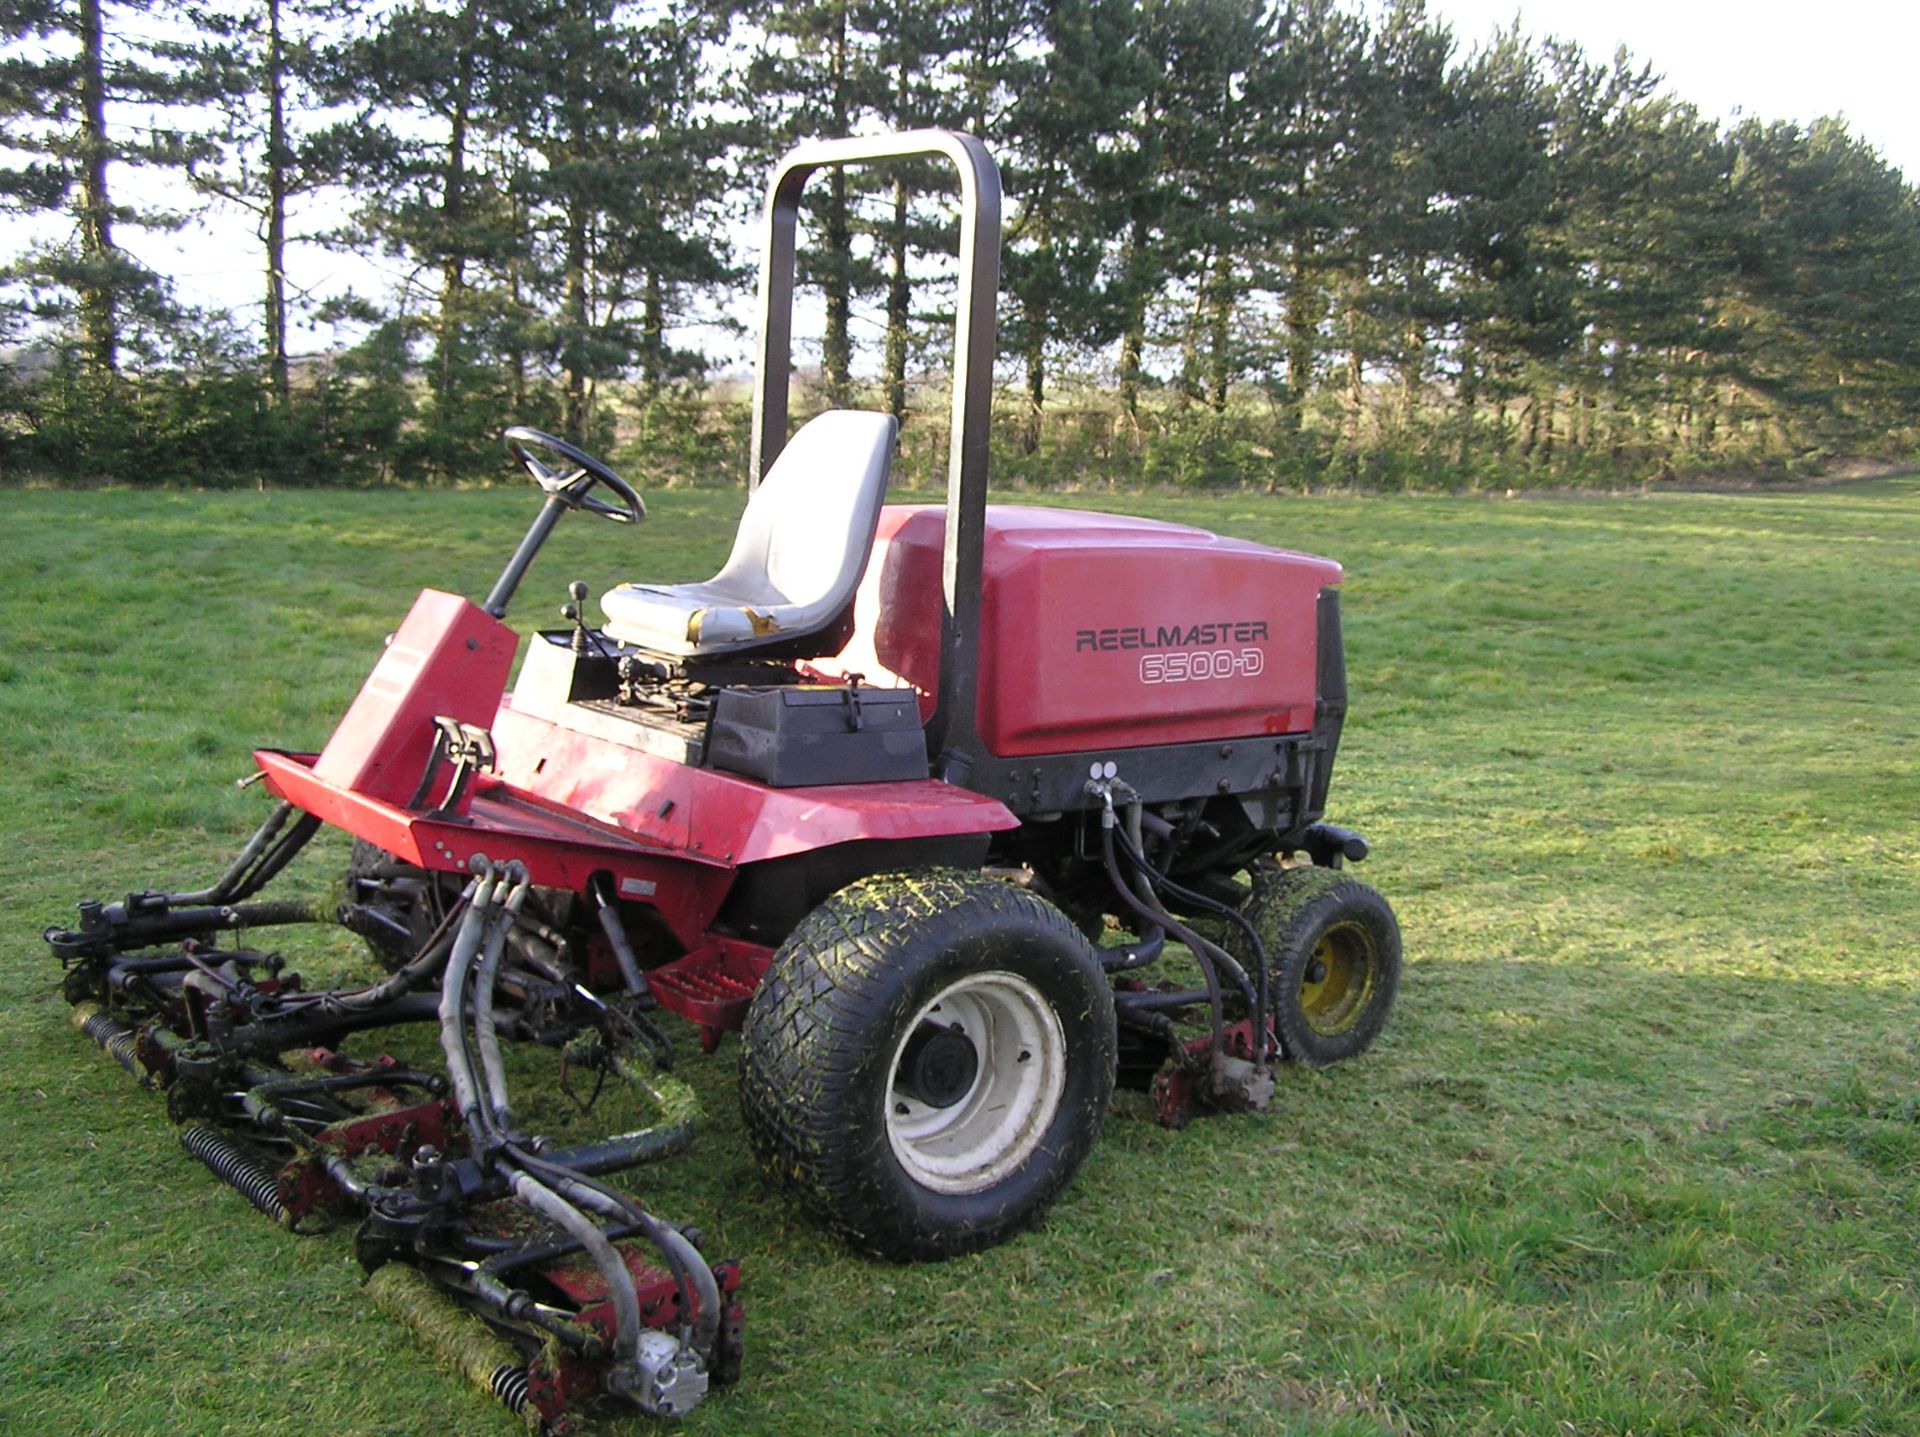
[706,684,927,787]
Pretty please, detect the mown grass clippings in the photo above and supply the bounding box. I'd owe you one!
[0,478,1915,1435]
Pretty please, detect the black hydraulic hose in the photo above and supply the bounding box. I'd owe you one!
[165,802,297,905]
[1100,822,1225,1056]
[1099,808,1167,969]
[1105,826,1267,1060]
[1100,929,1166,973]
[507,1142,700,1348]
[1109,827,1257,1010]
[227,812,323,900]
[321,881,476,1013]
[1113,988,1215,1012]
[538,1125,697,1175]
[1110,827,1268,978]
[251,1067,444,1100]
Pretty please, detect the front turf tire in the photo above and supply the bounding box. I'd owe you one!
[1241,866,1402,1066]
[740,871,1116,1261]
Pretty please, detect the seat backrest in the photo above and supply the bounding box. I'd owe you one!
[714,410,897,608]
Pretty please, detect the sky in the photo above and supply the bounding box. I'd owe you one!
[8,0,1917,362]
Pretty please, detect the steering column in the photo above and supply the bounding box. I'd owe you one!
[483,427,645,618]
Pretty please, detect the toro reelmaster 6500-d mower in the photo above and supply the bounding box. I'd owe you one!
[46,132,1400,1430]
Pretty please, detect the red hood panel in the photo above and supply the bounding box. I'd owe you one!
[818,505,1341,757]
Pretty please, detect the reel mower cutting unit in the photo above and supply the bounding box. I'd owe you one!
[47,131,1401,1430]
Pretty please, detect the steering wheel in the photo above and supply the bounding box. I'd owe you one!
[503,426,645,524]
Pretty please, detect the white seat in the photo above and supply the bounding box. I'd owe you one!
[599,410,898,657]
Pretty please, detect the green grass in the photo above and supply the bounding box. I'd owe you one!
[1,478,1916,1436]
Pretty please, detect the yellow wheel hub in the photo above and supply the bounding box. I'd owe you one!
[1298,924,1373,1035]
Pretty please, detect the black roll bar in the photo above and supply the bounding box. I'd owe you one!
[749,129,999,779]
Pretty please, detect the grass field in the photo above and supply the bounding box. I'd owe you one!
[1,476,1916,1437]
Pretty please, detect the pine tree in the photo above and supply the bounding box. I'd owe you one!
[1438,26,1576,469]
[1347,0,1456,427]
[344,0,533,472]
[1,0,220,376]
[496,0,736,441]
[854,0,956,423]
[997,0,1134,447]
[747,0,883,404]
[1108,0,1285,419]
[1239,0,1369,447]
[1723,116,1920,448]
[188,0,361,408]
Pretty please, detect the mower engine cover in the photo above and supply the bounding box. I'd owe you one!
[818,505,1342,757]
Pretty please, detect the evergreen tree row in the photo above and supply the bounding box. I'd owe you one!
[4,0,1917,488]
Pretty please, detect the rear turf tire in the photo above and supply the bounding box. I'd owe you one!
[1240,867,1402,1066]
[740,871,1116,1260]
[346,839,440,971]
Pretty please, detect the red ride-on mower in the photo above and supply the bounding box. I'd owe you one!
[47,132,1399,1430]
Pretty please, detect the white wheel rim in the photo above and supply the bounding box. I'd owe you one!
[884,971,1067,1196]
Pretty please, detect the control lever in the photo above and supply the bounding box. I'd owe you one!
[561,579,592,653]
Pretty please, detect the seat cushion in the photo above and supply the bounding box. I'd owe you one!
[598,578,788,651]
[600,410,897,657]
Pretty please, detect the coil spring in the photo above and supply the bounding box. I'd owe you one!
[489,1364,530,1415]
[79,1009,139,1075]
[179,1124,290,1224]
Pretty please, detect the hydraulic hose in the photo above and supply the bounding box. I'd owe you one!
[433,859,703,1377]
[472,868,530,1131]
[1122,803,1160,914]
[226,811,323,900]
[1100,819,1224,1050]
[164,801,297,905]
[506,1169,643,1366]
[1108,824,1274,1064]
[507,1143,698,1348]
[1099,928,1166,972]
[1093,801,1166,971]
[439,869,499,1140]
[1110,825,1258,1011]
[223,992,442,1051]
[321,878,475,1013]
[656,1224,722,1357]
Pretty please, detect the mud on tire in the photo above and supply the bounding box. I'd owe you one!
[739,870,1116,1260]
